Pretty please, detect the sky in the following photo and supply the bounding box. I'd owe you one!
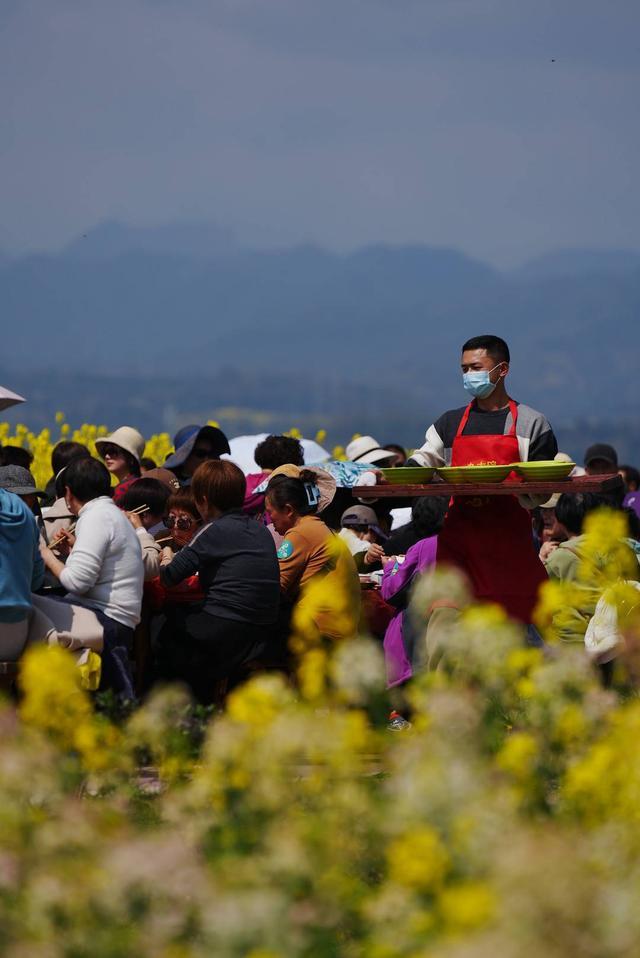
[1,0,639,267]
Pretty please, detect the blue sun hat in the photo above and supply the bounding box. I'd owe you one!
[163,424,231,471]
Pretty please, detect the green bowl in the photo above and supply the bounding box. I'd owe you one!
[380,467,434,485]
[436,464,513,484]
[514,461,575,481]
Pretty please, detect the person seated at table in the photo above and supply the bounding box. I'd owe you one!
[162,424,231,487]
[544,492,639,645]
[41,440,90,506]
[41,443,92,549]
[0,467,50,554]
[384,496,449,557]
[339,504,391,571]
[162,489,203,548]
[620,465,640,520]
[142,489,205,613]
[38,457,144,698]
[0,466,45,516]
[383,443,407,467]
[381,496,448,688]
[119,478,171,580]
[95,426,146,504]
[265,465,361,642]
[244,434,304,516]
[345,435,397,469]
[0,445,34,470]
[583,443,625,507]
[156,460,280,703]
[0,486,44,663]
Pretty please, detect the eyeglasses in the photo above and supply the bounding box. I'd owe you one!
[101,444,124,458]
[190,447,214,460]
[164,514,199,531]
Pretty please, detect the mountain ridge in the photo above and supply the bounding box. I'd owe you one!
[3,221,638,441]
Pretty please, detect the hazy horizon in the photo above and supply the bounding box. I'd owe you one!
[2,216,640,276]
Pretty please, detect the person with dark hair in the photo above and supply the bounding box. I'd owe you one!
[384,496,449,556]
[42,440,91,506]
[162,424,231,487]
[140,456,157,474]
[584,443,618,476]
[620,465,640,493]
[254,435,304,471]
[141,488,205,616]
[38,457,144,697]
[381,495,448,688]
[408,335,557,663]
[244,434,305,516]
[339,505,388,556]
[41,441,92,544]
[156,459,280,703]
[265,465,360,642]
[0,445,34,470]
[620,465,640,520]
[95,426,145,504]
[383,444,407,467]
[162,489,203,550]
[543,493,638,644]
[119,478,171,580]
[120,477,170,523]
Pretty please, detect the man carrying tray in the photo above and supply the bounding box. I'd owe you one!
[408,334,557,663]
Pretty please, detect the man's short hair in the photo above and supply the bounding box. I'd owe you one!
[462,335,510,364]
[64,457,112,503]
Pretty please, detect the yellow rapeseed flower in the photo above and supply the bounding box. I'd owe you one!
[20,644,92,742]
[495,732,537,781]
[437,881,495,931]
[227,674,290,726]
[387,827,450,892]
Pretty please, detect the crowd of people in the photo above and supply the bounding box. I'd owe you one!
[1,334,639,709]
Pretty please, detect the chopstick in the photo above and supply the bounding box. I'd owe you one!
[129,504,150,515]
[49,522,77,549]
[155,536,174,545]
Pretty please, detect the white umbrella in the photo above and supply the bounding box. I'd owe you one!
[223,433,331,475]
[0,386,25,412]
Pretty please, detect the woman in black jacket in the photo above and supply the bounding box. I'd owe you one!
[156,459,280,703]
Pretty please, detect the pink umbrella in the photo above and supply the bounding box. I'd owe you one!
[0,386,26,412]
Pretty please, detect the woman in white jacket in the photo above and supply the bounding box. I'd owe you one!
[38,458,144,697]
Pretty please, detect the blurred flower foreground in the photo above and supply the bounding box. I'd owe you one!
[3,421,640,957]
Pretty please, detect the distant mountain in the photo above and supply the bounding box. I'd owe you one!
[3,226,639,443]
[517,248,640,279]
[63,219,236,261]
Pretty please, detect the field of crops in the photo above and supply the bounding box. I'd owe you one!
[2,419,640,956]
[0,417,339,491]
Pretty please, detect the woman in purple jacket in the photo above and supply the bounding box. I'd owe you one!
[381,497,447,687]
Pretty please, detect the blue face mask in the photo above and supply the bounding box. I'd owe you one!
[462,363,502,399]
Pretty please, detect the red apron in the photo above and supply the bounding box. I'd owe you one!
[435,399,547,622]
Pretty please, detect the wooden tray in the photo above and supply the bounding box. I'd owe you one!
[353,474,622,499]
